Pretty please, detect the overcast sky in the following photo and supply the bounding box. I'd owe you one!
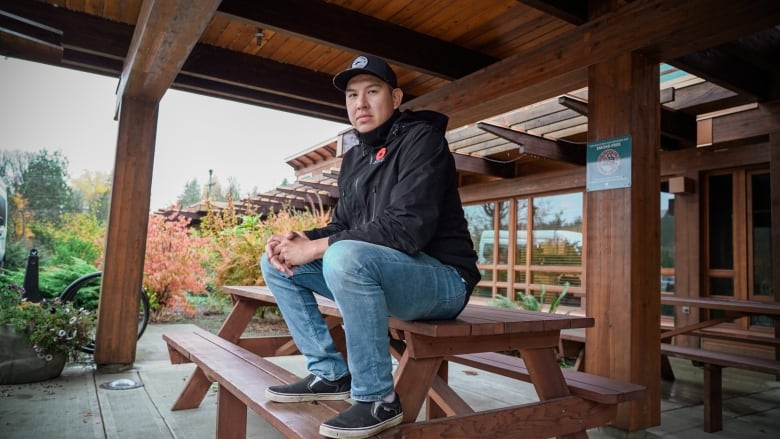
[0,57,349,211]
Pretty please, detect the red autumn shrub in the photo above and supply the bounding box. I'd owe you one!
[143,213,209,317]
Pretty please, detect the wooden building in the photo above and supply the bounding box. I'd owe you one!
[1,0,778,432]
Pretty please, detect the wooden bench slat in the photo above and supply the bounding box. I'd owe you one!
[164,329,351,438]
[450,352,646,404]
[660,343,780,375]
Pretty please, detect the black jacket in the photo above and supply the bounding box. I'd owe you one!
[304,109,480,297]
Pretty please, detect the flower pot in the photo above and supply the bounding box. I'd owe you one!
[0,324,67,385]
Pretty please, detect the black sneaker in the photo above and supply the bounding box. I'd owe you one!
[265,373,351,403]
[319,394,403,438]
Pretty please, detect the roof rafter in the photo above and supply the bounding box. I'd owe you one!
[452,152,517,179]
[478,122,585,165]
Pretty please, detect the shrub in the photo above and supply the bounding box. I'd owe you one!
[202,204,330,289]
[143,213,209,317]
[488,282,570,314]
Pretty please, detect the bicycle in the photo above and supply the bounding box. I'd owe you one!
[58,271,151,354]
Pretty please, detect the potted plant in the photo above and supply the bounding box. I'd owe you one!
[0,284,96,384]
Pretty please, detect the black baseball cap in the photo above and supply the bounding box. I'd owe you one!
[333,54,398,92]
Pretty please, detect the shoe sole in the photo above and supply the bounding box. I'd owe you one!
[319,413,403,438]
[265,388,351,403]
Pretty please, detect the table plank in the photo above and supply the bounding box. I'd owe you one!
[661,296,780,316]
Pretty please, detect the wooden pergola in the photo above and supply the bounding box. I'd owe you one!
[2,0,778,431]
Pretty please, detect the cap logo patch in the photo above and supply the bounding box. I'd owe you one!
[351,56,368,68]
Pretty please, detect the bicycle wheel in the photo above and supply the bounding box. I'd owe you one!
[59,272,151,354]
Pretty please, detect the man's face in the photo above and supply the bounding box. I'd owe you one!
[345,74,403,133]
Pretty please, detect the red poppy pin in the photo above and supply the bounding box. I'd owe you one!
[375,147,387,161]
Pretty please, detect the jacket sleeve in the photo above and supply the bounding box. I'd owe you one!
[303,168,351,240]
[327,125,452,254]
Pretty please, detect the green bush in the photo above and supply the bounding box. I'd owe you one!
[488,282,570,314]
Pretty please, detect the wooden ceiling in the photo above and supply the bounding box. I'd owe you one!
[2,1,777,121]
[1,0,778,194]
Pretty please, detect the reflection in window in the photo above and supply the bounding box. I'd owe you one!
[751,172,772,297]
[465,192,584,305]
[708,174,733,270]
[516,199,528,265]
[531,193,583,267]
[498,201,510,264]
[660,183,675,296]
[464,203,495,265]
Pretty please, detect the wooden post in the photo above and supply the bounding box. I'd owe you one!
[91,0,221,368]
[94,97,158,368]
[770,108,780,371]
[584,52,661,430]
[673,170,701,349]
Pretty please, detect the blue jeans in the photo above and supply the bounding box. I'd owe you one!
[260,240,468,402]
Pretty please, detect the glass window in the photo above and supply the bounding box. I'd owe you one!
[516,199,528,265]
[660,186,675,289]
[530,193,583,267]
[708,174,733,270]
[750,172,772,298]
[464,203,495,265]
[497,201,510,265]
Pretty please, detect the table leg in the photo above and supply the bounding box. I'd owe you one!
[394,352,443,423]
[521,347,588,439]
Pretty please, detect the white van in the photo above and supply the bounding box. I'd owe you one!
[477,229,582,264]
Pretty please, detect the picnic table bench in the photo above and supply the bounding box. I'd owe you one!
[164,285,646,438]
[558,296,780,433]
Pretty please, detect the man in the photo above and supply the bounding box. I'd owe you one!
[261,54,479,438]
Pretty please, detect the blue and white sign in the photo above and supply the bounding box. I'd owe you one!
[586,135,632,192]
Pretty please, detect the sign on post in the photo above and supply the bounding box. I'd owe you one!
[586,135,632,192]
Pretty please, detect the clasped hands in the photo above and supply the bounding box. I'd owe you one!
[265,231,327,276]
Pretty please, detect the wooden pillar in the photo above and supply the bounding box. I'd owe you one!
[770,108,780,368]
[584,52,661,430]
[673,170,700,348]
[94,97,158,368]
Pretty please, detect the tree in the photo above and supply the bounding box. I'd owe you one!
[71,170,112,221]
[225,176,241,202]
[178,178,201,207]
[16,150,74,224]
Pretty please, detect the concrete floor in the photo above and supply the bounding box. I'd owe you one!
[1,323,779,438]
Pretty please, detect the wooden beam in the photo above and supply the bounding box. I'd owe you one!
[406,0,780,129]
[452,153,516,179]
[558,95,588,116]
[296,180,340,199]
[217,0,497,80]
[274,187,336,207]
[478,122,585,165]
[0,9,61,47]
[173,74,348,123]
[115,0,222,113]
[182,43,343,110]
[0,8,62,65]
[519,0,587,25]
[703,104,780,147]
[666,81,752,115]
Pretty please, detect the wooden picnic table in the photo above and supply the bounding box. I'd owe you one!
[168,285,646,438]
[659,295,780,341]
